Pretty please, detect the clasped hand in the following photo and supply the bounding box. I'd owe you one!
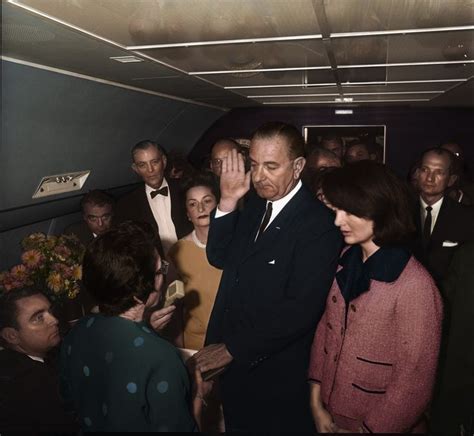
[189,343,233,376]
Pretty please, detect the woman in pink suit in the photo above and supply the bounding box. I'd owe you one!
[308,161,443,433]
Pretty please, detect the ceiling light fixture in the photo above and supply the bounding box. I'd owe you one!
[190,65,331,75]
[331,25,474,39]
[341,79,469,86]
[225,79,468,90]
[338,60,474,69]
[127,34,324,50]
[225,83,338,89]
[109,56,144,63]
[250,93,340,98]
[125,25,473,50]
[192,61,473,76]
[263,99,431,105]
[250,91,442,98]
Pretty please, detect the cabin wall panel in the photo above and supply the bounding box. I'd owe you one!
[1,60,224,210]
[189,106,474,178]
[1,60,224,242]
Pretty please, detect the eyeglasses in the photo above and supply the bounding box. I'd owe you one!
[155,260,169,276]
[86,213,113,223]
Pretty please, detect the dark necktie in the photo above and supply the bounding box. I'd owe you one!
[422,206,432,247]
[256,202,273,241]
[150,186,168,199]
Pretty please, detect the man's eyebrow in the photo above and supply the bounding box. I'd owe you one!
[29,309,46,321]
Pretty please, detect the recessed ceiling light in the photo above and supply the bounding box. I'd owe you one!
[263,99,431,104]
[109,56,144,63]
[250,91,443,98]
[225,79,467,89]
[331,25,474,38]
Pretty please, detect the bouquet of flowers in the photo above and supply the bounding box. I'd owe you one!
[0,232,85,301]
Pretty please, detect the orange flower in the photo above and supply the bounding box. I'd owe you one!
[10,264,28,280]
[47,272,63,294]
[22,250,44,268]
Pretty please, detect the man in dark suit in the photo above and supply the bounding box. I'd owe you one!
[412,147,474,284]
[430,242,474,435]
[192,122,342,432]
[65,189,115,246]
[0,287,77,432]
[115,140,192,256]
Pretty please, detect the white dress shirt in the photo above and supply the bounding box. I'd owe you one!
[420,196,444,235]
[146,180,178,254]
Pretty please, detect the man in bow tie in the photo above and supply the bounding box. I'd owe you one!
[191,122,342,432]
[116,140,192,257]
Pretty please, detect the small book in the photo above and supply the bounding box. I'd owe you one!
[202,366,227,381]
[164,280,185,307]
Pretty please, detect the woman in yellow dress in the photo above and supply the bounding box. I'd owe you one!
[168,173,222,350]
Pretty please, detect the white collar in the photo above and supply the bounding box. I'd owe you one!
[191,230,207,248]
[27,354,44,363]
[420,196,444,213]
[145,178,169,195]
[266,180,302,213]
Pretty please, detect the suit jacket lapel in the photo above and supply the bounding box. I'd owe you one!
[242,187,306,262]
[430,196,450,243]
[139,185,159,233]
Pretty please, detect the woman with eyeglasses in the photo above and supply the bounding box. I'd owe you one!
[308,162,443,433]
[60,221,209,432]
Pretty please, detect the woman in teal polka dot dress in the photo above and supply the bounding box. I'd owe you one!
[60,222,203,432]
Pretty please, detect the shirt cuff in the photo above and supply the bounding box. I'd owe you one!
[215,206,233,218]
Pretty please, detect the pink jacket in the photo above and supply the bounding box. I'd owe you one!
[308,256,443,433]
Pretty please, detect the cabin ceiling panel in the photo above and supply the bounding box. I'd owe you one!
[4,0,474,108]
[331,31,473,66]
[385,64,474,81]
[139,40,330,73]
[202,70,337,88]
[325,0,474,33]
[13,0,321,46]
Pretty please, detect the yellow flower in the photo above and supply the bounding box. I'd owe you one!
[72,265,82,281]
[47,272,63,294]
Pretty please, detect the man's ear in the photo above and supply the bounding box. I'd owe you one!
[1,327,19,346]
[448,174,458,188]
[162,154,167,170]
[293,157,306,179]
[131,162,139,175]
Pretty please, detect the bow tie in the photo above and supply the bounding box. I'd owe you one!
[150,187,168,198]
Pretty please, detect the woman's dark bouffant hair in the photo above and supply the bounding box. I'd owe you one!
[322,161,416,246]
[82,221,159,316]
[181,171,220,202]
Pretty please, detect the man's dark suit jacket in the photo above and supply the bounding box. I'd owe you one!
[205,186,343,432]
[412,196,474,284]
[0,348,77,432]
[64,221,94,247]
[431,242,474,435]
[115,179,192,256]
